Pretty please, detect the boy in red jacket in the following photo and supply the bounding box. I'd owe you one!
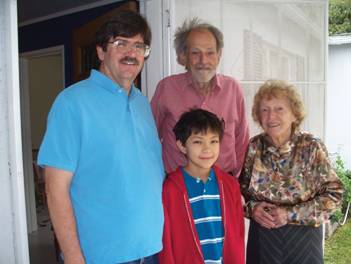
[159,109,245,264]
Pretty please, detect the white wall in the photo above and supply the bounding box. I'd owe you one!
[0,0,30,263]
[141,0,170,98]
[327,42,351,169]
[146,0,328,139]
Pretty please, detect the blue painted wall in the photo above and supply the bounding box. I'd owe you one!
[18,1,128,86]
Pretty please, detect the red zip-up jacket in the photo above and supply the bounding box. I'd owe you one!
[159,166,245,264]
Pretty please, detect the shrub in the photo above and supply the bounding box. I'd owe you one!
[329,0,351,35]
[330,156,351,223]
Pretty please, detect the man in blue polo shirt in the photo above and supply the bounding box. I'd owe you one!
[38,11,164,264]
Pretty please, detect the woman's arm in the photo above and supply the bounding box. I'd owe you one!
[285,139,344,226]
[239,143,255,217]
[239,140,277,228]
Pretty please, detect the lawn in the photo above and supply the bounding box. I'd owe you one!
[324,219,351,264]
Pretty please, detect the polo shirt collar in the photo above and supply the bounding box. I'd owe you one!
[89,69,137,97]
[182,167,215,185]
[184,71,222,93]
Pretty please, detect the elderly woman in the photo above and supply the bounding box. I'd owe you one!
[239,80,344,264]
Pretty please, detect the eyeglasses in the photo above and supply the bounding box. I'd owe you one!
[108,39,151,57]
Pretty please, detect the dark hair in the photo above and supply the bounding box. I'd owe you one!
[95,10,151,51]
[173,109,224,145]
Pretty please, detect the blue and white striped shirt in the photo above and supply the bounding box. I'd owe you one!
[182,168,224,264]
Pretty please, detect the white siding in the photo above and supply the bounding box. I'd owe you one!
[327,40,351,169]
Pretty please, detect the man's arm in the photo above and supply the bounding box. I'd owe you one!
[233,92,249,178]
[150,80,166,135]
[45,166,85,264]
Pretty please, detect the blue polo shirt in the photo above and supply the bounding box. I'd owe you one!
[38,70,164,263]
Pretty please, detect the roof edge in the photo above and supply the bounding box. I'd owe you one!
[329,33,351,45]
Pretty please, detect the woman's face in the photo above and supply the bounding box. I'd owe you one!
[259,96,297,146]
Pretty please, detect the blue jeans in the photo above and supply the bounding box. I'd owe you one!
[60,253,159,264]
[120,253,159,264]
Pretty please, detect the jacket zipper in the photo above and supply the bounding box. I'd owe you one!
[183,194,204,260]
[220,181,226,263]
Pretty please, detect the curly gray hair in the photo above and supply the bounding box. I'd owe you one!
[174,17,224,65]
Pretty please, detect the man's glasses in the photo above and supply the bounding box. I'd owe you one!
[108,39,151,57]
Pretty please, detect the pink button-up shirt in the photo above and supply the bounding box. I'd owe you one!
[151,72,249,177]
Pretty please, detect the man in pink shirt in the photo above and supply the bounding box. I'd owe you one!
[151,18,249,177]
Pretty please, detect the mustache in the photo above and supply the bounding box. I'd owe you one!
[120,56,139,65]
[195,64,214,70]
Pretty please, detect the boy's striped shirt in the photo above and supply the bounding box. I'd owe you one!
[182,168,224,264]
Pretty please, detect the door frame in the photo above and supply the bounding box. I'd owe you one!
[19,45,65,234]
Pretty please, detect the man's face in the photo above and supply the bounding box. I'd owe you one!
[183,29,221,86]
[97,34,145,93]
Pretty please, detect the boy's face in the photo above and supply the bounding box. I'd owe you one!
[176,130,220,176]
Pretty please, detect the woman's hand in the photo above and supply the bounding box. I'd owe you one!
[252,202,276,229]
[269,206,288,228]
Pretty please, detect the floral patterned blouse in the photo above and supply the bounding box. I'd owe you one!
[239,131,344,227]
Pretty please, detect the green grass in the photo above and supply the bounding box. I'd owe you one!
[324,219,351,264]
